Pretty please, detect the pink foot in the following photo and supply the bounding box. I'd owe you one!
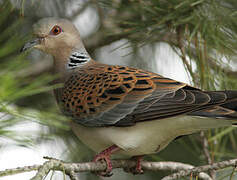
[93,145,120,177]
[134,155,144,174]
[124,155,144,174]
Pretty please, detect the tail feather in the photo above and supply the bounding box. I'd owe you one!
[189,90,237,124]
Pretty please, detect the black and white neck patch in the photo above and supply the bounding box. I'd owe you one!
[67,51,91,69]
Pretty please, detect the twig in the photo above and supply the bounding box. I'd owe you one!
[0,165,41,177]
[200,131,216,179]
[176,26,197,85]
[31,161,55,180]
[162,158,237,180]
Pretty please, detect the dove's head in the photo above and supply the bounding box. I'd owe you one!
[21,17,84,57]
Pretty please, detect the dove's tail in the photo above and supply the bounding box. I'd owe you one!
[189,90,237,125]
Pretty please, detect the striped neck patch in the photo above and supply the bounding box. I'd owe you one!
[67,51,91,69]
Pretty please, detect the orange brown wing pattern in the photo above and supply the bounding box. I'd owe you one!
[60,63,237,127]
[60,63,185,126]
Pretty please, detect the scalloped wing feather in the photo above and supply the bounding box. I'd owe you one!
[60,63,185,126]
[59,62,237,127]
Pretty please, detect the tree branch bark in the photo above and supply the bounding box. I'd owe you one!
[162,158,237,180]
[200,131,216,179]
[1,158,237,180]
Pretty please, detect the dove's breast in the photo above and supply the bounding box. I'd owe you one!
[71,115,231,156]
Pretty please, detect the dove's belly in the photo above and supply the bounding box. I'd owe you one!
[71,116,231,156]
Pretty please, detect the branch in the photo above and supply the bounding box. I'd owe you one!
[1,158,237,180]
[163,158,237,180]
[0,164,41,177]
[200,131,216,179]
[177,27,193,76]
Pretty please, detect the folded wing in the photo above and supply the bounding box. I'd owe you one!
[60,64,237,127]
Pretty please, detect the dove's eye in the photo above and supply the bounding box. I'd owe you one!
[50,25,62,35]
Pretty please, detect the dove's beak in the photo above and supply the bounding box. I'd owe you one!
[20,38,41,52]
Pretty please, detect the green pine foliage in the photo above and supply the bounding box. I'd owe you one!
[0,0,70,146]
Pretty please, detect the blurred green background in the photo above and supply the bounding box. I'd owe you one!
[1,0,237,179]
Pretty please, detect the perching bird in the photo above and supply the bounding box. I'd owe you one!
[22,17,237,176]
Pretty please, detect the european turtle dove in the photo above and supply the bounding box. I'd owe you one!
[22,17,237,176]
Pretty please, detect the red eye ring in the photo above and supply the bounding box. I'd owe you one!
[50,25,62,35]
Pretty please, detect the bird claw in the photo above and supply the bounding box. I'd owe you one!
[93,154,113,177]
[93,145,119,177]
[133,164,144,174]
[124,165,144,175]
[124,155,144,175]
